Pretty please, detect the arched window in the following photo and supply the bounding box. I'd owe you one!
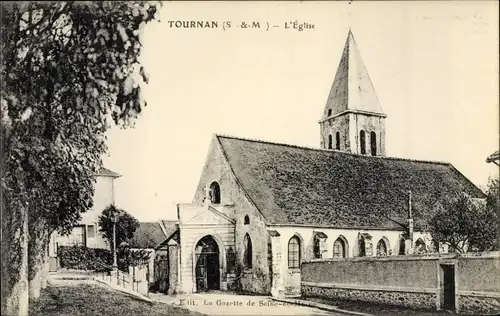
[328,135,333,149]
[333,236,347,258]
[370,131,377,156]
[327,109,332,116]
[414,238,426,254]
[243,234,253,268]
[243,215,250,225]
[360,130,366,155]
[209,182,221,204]
[376,239,388,256]
[288,236,301,269]
[335,132,340,150]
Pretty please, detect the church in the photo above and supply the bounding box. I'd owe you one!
[158,30,484,297]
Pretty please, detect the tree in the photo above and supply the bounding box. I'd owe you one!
[1,2,160,314]
[429,182,498,253]
[98,204,140,255]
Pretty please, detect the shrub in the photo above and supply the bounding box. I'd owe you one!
[58,245,113,271]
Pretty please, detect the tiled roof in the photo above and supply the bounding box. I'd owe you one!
[128,222,168,249]
[160,220,179,239]
[156,229,180,249]
[216,135,484,231]
[97,167,121,178]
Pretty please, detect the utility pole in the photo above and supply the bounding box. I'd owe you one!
[113,211,118,270]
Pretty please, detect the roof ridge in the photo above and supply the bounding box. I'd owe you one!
[215,133,452,166]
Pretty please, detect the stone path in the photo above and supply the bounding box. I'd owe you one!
[150,292,347,315]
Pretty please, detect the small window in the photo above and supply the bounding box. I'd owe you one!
[288,236,301,268]
[243,234,253,269]
[370,131,377,156]
[209,181,221,204]
[71,226,86,246]
[360,130,366,155]
[244,215,250,225]
[87,225,95,238]
[399,237,406,255]
[358,237,366,257]
[414,238,426,254]
[313,238,321,259]
[335,132,340,150]
[328,135,333,149]
[327,109,332,116]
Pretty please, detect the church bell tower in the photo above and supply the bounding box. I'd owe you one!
[319,30,386,156]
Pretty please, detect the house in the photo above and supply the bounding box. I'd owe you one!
[162,30,485,297]
[127,220,178,284]
[48,167,121,266]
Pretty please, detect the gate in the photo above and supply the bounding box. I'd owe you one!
[154,254,169,293]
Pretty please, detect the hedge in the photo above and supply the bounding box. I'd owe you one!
[58,245,113,271]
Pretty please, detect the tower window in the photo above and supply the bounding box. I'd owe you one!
[360,130,366,155]
[244,215,250,225]
[327,109,332,116]
[370,131,377,156]
[335,132,340,150]
[328,135,333,149]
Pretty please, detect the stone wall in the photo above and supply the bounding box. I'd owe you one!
[302,284,436,309]
[458,295,500,315]
[301,252,500,314]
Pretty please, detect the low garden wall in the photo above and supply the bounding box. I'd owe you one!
[301,252,500,315]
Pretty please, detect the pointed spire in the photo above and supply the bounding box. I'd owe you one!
[323,30,385,118]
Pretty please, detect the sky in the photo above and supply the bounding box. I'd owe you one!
[102,1,499,222]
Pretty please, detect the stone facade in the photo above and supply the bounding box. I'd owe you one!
[320,112,386,156]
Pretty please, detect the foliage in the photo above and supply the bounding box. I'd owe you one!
[1,1,160,236]
[116,243,152,272]
[429,179,499,253]
[98,204,140,253]
[57,245,113,271]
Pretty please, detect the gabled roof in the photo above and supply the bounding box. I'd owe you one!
[97,167,121,178]
[159,220,179,240]
[323,30,385,119]
[155,229,180,249]
[216,135,484,231]
[128,221,176,249]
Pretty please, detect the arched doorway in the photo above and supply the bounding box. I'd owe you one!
[195,235,220,292]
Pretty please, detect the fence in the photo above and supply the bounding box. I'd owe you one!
[92,262,150,297]
[301,252,500,315]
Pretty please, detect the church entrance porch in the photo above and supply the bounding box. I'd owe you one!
[195,235,220,292]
